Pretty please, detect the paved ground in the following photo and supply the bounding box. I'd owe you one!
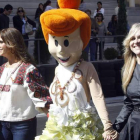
[36,96,125,139]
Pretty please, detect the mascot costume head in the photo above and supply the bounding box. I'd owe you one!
[36,1,119,140]
[40,0,91,66]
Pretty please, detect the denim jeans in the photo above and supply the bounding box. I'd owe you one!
[0,117,37,140]
[95,41,105,60]
[84,38,96,61]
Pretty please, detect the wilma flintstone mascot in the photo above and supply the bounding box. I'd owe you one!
[35,0,119,139]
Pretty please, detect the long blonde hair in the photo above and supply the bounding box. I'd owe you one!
[0,28,35,65]
[122,23,140,93]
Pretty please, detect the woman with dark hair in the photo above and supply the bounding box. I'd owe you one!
[44,0,54,12]
[35,3,43,23]
[107,15,117,35]
[93,1,105,17]
[13,7,36,48]
[107,15,117,42]
[83,9,99,61]
[95,13,111,60]
[0,28,52,140]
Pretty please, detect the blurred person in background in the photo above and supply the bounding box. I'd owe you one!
[43,0,54,12]
[0,4,13,66]
[0,4,13,30]
[79,0,87,12]
[83,9,99,61]
[115,1,120,15]
[13,7,36,48]
[107,15,118,42]
[35,3,43,24]
[95,13,111,60]
[93,1,105,17]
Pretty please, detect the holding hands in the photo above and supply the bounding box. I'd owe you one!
[103,126,119,140]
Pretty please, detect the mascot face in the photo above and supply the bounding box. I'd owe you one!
[48,28,83,66]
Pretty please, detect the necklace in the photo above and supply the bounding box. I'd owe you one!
[5,61,23,83]
[54,59,83,107]
[5,60,21,68]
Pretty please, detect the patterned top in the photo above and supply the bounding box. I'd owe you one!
[0,62,52,121]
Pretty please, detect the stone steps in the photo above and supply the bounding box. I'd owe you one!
[0,1,57,8]
[3,0,139,28]
[1,0,139,59]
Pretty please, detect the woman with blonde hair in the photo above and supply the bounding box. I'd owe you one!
[113,23,140,140]
[0,28,52,140]
[13,7,36,48]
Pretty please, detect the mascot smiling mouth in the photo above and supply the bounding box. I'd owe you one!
[58,57,70,63]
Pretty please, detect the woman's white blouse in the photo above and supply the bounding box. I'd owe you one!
[0,63,51,121]
[93,8,105,17]
[45,6,53,11]
[22,18,26,34]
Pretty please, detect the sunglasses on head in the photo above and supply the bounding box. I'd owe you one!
[18,10,23,13]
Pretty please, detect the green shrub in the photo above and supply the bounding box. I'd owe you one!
[104,48,118,60]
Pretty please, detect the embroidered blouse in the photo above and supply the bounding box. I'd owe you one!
[0,62,52,121]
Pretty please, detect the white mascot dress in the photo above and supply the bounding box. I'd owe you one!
[35,0,119,140]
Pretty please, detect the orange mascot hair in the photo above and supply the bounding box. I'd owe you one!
[40,0,91,49]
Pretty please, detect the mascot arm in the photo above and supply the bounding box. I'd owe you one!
[86,62,119,139]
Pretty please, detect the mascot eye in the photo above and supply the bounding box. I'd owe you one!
[55,40,58,46]
[64,39,69,47]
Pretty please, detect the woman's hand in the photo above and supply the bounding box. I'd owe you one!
[25,16,28,22]
[103,134,113,140]
[41,107,48,114]
[103,128,119,140]
[103,134,119,140]
[92,29,97,33]
[107,31,112,35]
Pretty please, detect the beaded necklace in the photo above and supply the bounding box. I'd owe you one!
[55,59,83,103]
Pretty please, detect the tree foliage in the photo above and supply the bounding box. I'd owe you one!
[116,0,128,55]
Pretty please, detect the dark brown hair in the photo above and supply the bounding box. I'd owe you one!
[0,28,35,65]
[96,13,104,21]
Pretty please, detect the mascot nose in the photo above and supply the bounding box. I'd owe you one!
[57,45,65,54]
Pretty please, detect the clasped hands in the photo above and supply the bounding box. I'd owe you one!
[103,127,119,140]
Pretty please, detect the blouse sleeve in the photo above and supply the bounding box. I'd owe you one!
[86,63,118,139]
[24,65,52,112]
[93,10,97,17]
[101,8,105,15]
[113,95,134,133]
